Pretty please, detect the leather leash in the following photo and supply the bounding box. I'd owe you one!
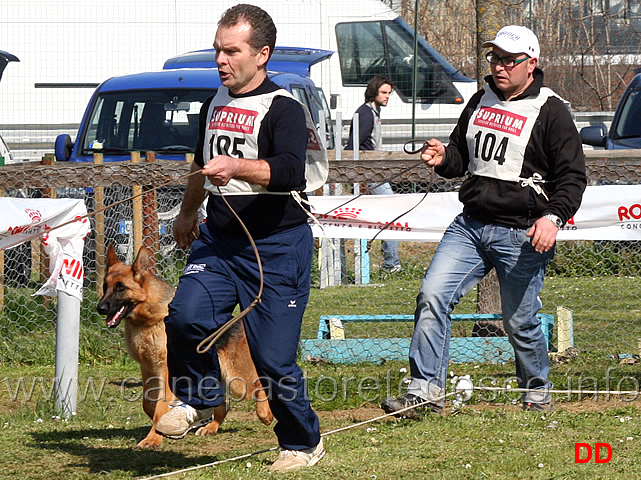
[196,187,264,354]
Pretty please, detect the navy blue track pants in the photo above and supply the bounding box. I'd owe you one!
[165,221,321,450]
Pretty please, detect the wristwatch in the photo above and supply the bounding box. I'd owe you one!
[543,213,563,228]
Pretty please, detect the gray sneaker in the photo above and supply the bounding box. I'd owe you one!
[155,400,214,439]
[380,394,441,419]
[523,401,555,412]
[382,264,402,274]
[269,438,325,472]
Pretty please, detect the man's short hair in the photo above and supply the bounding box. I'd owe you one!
[218,4,277,60]
[365,75,393,103]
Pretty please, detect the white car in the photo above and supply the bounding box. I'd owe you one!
[0,50,19,165]
[0,133,13,165]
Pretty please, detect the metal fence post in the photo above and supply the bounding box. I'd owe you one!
[320,112,343,288]
[350,114,371,285]
[353,115,362,284]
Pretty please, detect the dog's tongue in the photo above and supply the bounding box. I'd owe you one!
[106,306,126,327]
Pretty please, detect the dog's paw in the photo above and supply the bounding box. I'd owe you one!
[137,434,164,448]
[196,422,220,436]
[256,403,274,426]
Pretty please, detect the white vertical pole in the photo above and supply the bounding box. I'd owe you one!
[318,109,330,289]
[54,290,80,418]
[318,110,327,149]
[334,111,342,160]
[333,111,343,285]
[350,114,370,284]
[324,112,342,287]
[319,111,343,288]
[352,114,361,285]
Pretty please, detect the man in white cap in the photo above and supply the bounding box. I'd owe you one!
[382,26,586,416]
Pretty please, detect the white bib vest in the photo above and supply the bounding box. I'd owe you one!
[466,86,567,196]
[203,86,328,195]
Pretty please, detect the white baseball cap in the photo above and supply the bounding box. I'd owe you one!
[482,25,540,59]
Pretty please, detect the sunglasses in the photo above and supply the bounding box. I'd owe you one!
[485,51,530,68]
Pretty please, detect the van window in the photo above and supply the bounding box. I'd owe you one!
[290,85,311,112]
[335,20,463,104]
[311,86,335,150]
[290,85,335,150]
[80,89,214,154]
[613,89,641,140]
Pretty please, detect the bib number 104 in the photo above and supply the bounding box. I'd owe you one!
[473,131,507,165]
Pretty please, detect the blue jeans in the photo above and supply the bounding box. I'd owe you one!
[368,182,400,269]
[407,213,554,405]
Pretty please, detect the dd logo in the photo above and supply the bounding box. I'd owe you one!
[574,443,612,463]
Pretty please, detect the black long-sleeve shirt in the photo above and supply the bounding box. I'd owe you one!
[436,69,587,228]
[195,78,309,238]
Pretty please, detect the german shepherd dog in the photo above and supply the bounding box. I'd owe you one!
[97,244,273,448]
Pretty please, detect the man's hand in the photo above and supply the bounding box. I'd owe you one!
[420,139,445,167]
[173,211,200,250]
[202,155,272,188]
[526,217,559,253]
[202,154,238,186]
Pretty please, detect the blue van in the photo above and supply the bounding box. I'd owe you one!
[52,48,335,261]
[55,47,334,162]
[580,69,641,150]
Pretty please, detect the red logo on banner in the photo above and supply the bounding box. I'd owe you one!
[62,257,84,281]
[24,208,42,222]
[473,107,527,135]
[41,225,52,246]
[331,208,362,219]
[7,225,30,235]
[618,204,641,221]
[209,106,257,134]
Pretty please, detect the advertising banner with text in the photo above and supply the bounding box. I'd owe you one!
[309,185,641,242]
[0,198,90,300]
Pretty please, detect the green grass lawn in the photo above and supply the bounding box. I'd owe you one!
[1,359,641,479]
[2,248,641,478]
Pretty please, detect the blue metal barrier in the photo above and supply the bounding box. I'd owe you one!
[300,313,555,364]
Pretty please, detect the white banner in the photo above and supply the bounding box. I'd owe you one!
[0,198,90,300]
[309,184,641,242]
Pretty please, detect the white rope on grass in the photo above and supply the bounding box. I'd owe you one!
[474,385,641,396]
[138,446,279,480]
[137,392,457,480]
[320,392,456,437]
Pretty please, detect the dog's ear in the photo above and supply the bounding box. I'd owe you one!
[106,243,121,269]
[132,246,150,282]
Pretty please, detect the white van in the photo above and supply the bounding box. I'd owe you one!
[1,0,475,159]
[0,50,19,164]
[0,134,12,165]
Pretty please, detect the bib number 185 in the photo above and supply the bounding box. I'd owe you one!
[210,134,246,158]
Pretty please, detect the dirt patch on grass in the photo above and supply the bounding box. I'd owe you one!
[228,398,640,428]
[468,398,640,413]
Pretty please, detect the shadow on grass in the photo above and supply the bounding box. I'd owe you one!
[28,425,246,477]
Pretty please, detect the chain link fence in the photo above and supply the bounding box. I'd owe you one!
[1,151,640,367]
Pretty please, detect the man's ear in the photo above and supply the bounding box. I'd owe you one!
[256,45,270,69]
